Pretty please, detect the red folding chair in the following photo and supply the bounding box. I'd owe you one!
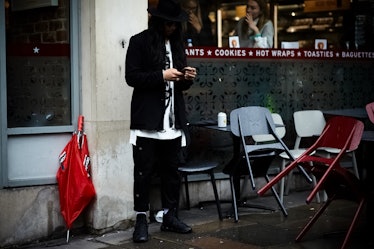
[258,116,365,249]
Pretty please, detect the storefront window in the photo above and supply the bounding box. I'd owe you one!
[148,0,373,50]
[6,0,71,128]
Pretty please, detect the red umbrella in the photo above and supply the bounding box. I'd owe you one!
[57,115,96,242]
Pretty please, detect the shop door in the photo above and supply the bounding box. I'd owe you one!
[1,0,79,187]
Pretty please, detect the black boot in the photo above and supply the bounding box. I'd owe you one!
[133,214,148,243]
[161,209,192,234]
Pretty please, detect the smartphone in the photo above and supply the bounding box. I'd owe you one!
[181,67,193,73]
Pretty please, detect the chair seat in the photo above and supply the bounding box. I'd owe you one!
[318,147,359,179]
[245,143,284,153]
[178,162,218,173]
[178,161,222,220]
[320,147,340,153]
[279,149,307,159]
[319,147,354,154]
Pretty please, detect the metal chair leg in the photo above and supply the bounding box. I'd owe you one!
[209,171,223,220]
[183,174,190,210]
[265,175,288,217]
[229,175,239,222]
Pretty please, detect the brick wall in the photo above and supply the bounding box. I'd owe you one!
[7,0,69,44]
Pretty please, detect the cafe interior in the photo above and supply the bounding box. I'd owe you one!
[148,0,374,49]
[162,0,374,165]
[151,0,374,248]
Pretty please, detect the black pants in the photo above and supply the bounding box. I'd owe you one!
[133,136,182,212]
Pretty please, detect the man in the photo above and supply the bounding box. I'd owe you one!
[125,0,197,243]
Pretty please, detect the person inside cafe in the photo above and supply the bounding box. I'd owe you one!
[125,0,197,243]
[181,0,215,46]
[233,0,274,48]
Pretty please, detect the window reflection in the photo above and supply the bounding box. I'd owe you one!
[149,0,373,50]
[6,0,71,128]
[180,0,217,46]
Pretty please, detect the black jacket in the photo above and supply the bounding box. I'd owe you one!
[125,30,193,133]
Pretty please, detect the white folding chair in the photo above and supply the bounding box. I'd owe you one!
[278,110,327,203]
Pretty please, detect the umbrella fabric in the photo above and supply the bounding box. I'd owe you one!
[57,131,96,230]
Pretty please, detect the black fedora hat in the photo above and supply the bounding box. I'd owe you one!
[148,0,188,22]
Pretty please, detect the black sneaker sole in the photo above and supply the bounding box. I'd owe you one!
[133,235,149,243]
[160,224,192,234]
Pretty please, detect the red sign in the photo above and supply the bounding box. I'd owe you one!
[185,47,374,60]
[7,43,70,57]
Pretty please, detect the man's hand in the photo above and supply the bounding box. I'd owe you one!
[163,68,184,81]
[182,67,197,80]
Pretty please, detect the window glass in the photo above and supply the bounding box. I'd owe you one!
[6,0,71,128]
[148,0,373,50]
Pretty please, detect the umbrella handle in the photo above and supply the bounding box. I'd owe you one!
[78,115,84,132]
[77,115,84,149]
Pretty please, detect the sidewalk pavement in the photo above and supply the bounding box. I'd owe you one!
[19,190,373,249]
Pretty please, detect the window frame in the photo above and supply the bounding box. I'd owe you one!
[0,0,80,188]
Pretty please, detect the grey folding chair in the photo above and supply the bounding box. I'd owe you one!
[252,113,289,203]
[229,106,312,222]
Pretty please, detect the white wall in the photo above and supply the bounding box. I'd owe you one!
[80,0,148,230]
[0,1,149,246]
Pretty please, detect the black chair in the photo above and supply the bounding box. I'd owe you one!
[178,161,223,220]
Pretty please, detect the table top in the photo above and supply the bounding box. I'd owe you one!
[323,108,368,119]
[189,121,232,131]
[192,123,283,133]
[205,124,231,132]
[362,130,374,142]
